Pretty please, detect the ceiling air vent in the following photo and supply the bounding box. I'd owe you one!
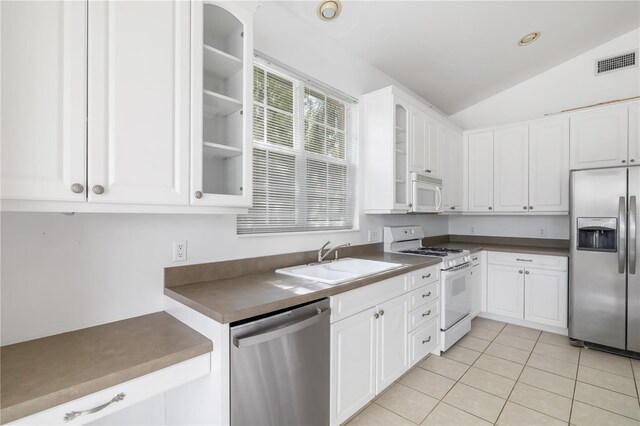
[595,50,638,75]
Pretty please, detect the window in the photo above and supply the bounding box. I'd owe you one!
[237,59,358,235]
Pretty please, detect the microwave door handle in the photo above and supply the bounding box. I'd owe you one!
[619,196,627,274]
[435,187,442,211]
[630,196,636,274]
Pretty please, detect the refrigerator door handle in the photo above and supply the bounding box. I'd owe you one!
[619,196,627,274]
[630,196,637,275]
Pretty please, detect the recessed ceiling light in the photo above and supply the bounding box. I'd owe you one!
[518,31,541,47]
[317,0,341,21]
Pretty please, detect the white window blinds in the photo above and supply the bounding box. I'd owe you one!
[237,58,358,235]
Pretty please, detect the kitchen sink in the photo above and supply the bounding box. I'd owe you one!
[275,258,403,285]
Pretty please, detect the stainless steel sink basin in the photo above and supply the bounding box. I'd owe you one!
[276,258,403,285]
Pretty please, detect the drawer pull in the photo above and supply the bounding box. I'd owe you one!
[422,336,432,344]
[422,310,432,317]
[64,392,125,422]
[422,273,431,279]
[422,292,432,298]
[516,258,533,262]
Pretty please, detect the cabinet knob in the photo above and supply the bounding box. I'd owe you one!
[525,270,530,274]
[529,206,534,210]
[488,207,493,210]
[70,183,84,194]
[422,291,432,298]
[519,270,524,274]
[451,206,456,210]
[623,160,627,163]
[373,312,380,319]
[408,203,412,208]
[92,185,105,195]
[379,310,384,316]
[422,310,432,317]
[632,159,636,163]
[422,336,432,344]
[523,206,527,210]
[194,191,203,199]
[425,169,432,173]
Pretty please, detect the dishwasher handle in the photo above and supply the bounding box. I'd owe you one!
[233,308,330,348]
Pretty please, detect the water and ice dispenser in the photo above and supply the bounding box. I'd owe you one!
[576,218,618,252]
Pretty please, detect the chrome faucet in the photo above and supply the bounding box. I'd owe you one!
[317,241,351,263]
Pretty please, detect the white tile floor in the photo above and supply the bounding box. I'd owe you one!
[345,318,640,426]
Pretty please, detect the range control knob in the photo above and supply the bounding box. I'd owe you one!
[447,260,454,268]
[465,256,471,263]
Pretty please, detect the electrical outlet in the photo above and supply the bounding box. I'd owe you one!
[173,241,187,262]
[471,226,476,234]
[538,227,546,237]
[368,230,380,242]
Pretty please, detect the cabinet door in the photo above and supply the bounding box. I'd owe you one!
[87,1,190,204]
[487,264,524,319]
[570,105,628,170]
[442,127,462,211]
[425,117,442,177]
[628,104,640,165]
[1,1,87,201]
[410,106,428,173]
[524,268,568,328]
[494,125,529,212]
[394,97,412,210]
[529,117,570,212]
[331,308,377,425]
[467,131,494,212]
[376,295,408,392]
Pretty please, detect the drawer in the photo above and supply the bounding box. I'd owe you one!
[11,354,210,425]
[407,265,440,291]
[408,318,439,366]
[408,300,439,332]
[488,251,568,271]
[408,282,439,311]
[330,274,407,323]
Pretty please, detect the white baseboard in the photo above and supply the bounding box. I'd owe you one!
[477,312,568,336]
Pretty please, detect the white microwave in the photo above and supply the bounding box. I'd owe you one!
[410,173,442,213]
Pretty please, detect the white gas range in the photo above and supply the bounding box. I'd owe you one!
[384,226,472,351]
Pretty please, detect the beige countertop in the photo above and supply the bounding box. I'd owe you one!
[0,312,213,424]
[165,252,442,324]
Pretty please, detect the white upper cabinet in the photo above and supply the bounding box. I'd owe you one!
[467,131,494,212]
[1,1,87,201]
[88,1,190,205]
[628,103,640,165]
[570,104,629,170]
[529,117,570,212]
[409,106,428,174]
[190,1,253,207]
[363,86,457,214]
[493,125,529,212]
[442,127,463,211]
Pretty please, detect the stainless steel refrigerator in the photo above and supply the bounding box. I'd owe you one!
[570,167,640,353]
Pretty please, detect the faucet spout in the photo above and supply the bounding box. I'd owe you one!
[318,242,351,263]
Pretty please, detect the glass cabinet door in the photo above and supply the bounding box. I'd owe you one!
[394,101,410,209]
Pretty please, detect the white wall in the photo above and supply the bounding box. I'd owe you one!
[451,28,640,129]
[0,2,450,345]
[448,215,570,240]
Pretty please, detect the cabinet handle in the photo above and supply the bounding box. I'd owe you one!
[92,185,105,195]
[425,169,432,173]
[472,257,478,261]
[529,206,534,210]
[422,292,432,298]
[379,310,384,316]
[374,312,380,319]
[422,336,432,344]
[422,273,431,279]
[194,191,203,199]
[525,270,530,274]
[519,270,523,274]
[408,203,413,208]
[523,206,527,210]
[422,310,432,317]
[70,183,84,194]
[488,206,493,210]
[451,206,456,210]
[516,258,533,262]
[623,160,627,163]
[632,159,636,163]
[64,393,126,422]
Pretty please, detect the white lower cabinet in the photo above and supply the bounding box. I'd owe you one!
[524,268,568,328]
[486,252,568,329]
[330,265,439,425]
[470,252,484,317]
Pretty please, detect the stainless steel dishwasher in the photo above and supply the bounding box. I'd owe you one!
[230,298,330,426]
